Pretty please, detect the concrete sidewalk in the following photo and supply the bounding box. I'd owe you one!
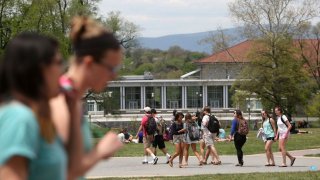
[86,149,320,179]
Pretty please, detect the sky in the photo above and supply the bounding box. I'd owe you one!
[98,0,235,37]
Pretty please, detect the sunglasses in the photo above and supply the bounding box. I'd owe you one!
[98,62,121,74]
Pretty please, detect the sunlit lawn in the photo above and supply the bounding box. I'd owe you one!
[93,128,320,157]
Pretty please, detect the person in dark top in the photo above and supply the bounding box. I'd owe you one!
[138,130,143,143]
[168,112,185,168]
[123,128,133,142]
[228,110,247,166]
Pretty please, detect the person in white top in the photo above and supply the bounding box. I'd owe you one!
[201,106,221,165]
[274,106,296,167]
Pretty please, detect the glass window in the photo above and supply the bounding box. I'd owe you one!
[125,87,141,109]
[228,86,235,108]
[186,86,203,108]
[87,101,95,111]
[208,86,223,108]
[145,87,162,109]
[166,86,182,109]
[104,87,121,111]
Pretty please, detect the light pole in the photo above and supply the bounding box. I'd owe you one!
[151,92,154,108]
[196,91,202,112]
[107,91,113,115]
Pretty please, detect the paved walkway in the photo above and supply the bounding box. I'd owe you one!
[86,149,320,179]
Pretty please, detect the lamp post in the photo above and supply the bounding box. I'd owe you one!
[151,92,154,108]
[107,91,113,115]
[196,91,202,112]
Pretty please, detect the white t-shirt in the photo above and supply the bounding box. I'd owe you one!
[117,133,125,142]
[277,115,288,133]
[201,114,211,135]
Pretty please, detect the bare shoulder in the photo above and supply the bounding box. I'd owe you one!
[49,94,70,143]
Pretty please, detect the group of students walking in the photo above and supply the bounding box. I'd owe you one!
[137,106,296,168]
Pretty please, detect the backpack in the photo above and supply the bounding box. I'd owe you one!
[207,115,220,133]
[168,122,175,140]
[157,118,167,135]
[145,116,157,135]
[187,122,200,141]
[238,119,249,135]
[280,115,288,128]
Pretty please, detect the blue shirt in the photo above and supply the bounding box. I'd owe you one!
[230,118,238,136]
[218,129,226,139]
[263,119,275,138]
[0,102,67,180]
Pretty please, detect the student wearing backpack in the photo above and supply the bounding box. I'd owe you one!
[202,106,221,165]
[274,106,296,167]
[229,110,248,166]
[261,110,276,166]
[182,113,203,166]
[168,112,185,168]
[135,107,158,165]
[151,109,171,163]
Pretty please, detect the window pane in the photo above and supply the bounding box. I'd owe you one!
[125,87,141,109]
[207,86,223,108]
[145,87,162,109]
[186,86,203,108]
[166,86,182,109]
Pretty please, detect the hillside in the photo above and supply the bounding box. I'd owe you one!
[138,27,240,53]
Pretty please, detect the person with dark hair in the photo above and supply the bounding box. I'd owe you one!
[201,106,221,165]
[274,106,296,167]
[135,107,158,165]
[168,112,185,168]
[261,110,276,166]
[0,32,66,179]
[171,109,177,124]
[50,16,123,179]
[151,109,171,163]
[182,113,203,166]
[229,110,248,166]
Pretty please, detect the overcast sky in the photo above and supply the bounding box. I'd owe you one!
[98,0,235,37]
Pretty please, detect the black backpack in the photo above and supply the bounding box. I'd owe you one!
[207,115,220,133]
[187,122,200,141]
[145,116,157,135]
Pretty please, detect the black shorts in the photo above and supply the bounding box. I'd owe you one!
[152,135,166,149]
[266,137,275,141]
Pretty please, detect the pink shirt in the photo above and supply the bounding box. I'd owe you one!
[141,114,151,136]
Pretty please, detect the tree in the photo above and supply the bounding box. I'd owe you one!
[103,11,140,49]
[296,22,320,89]
[229,0,320,114]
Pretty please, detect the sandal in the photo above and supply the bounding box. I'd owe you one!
[168,160,173,167]
[279,165,287,167]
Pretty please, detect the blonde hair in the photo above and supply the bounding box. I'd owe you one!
[69,16,121,63]
[70,16,108,43]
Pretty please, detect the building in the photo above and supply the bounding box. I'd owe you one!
[86,39,319,116]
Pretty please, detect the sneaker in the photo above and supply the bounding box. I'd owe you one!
[142,161,148,164]
[153,157,158,165]
[166,156,171,164]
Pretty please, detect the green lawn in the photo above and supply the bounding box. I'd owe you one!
[90,171,320,180]
[305,154,320,157]
[109,128,320,157]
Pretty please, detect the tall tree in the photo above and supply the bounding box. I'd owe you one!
[103,11,140,49]
[229,0,320,114]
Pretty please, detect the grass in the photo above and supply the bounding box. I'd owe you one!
[108,128,320,157]
[89,171,320,180]
[305,154,320,157]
